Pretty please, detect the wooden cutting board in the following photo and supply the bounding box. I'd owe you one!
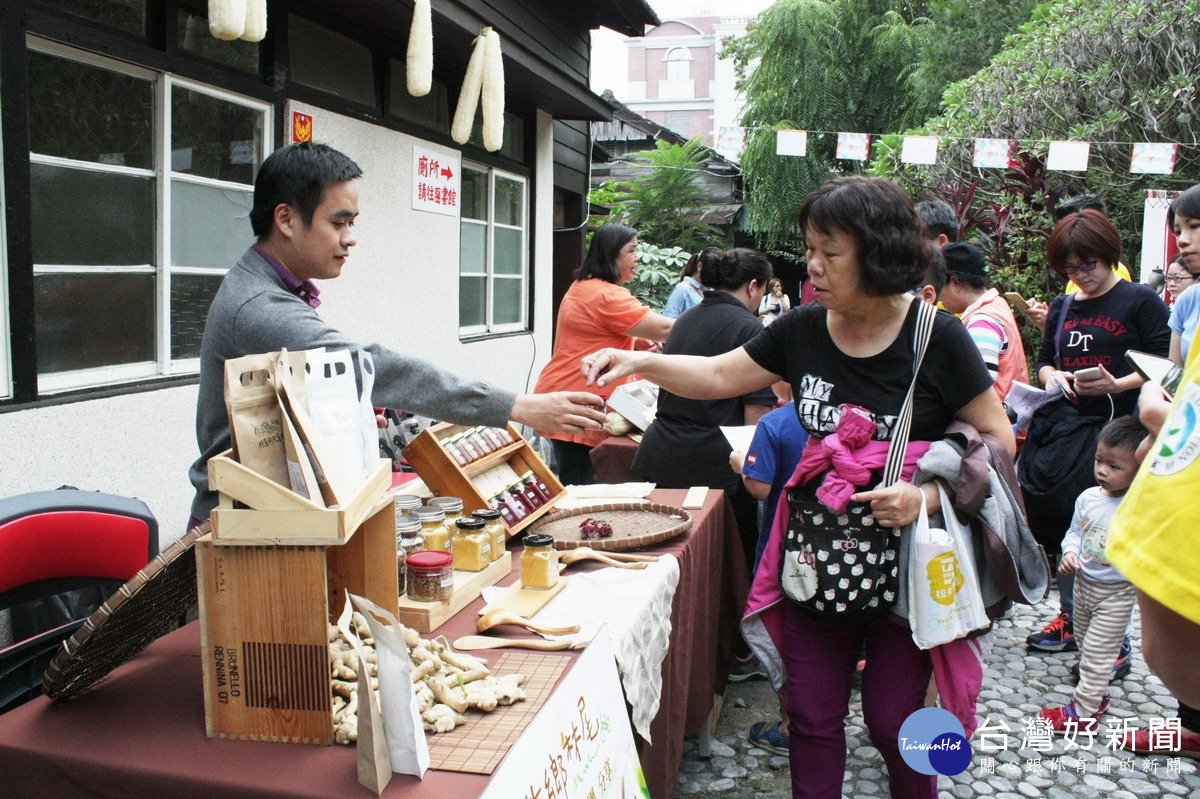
[478,575,567,618]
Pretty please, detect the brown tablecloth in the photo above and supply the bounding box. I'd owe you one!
[589,435,641,483]
[0,489,747,799]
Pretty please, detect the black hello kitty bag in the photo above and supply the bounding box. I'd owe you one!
[779,300,935,624]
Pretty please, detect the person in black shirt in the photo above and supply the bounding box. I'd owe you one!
[581,177,1013,799]
[1023,210,1169,655]
[633,248,777,572]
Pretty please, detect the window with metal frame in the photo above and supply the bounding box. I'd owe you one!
[24,38,271,395]
[458,164,528,336]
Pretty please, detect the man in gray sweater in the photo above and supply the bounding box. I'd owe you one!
[188,142,606,525]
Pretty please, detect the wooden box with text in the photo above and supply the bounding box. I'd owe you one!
[196,472,399,744]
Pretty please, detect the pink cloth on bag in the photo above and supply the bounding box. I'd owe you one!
[740,438,932,692]
[790,405,884,514]
[930,634,992,738]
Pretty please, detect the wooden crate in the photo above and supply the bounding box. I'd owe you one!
[402,423,565,538]
[196,488,399,744]
[208,451,392,545]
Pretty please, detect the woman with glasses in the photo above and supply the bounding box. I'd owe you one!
[1164,256,1198,304]
[1021,209,1170,656]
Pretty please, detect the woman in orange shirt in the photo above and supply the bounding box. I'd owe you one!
[533,223,674,484]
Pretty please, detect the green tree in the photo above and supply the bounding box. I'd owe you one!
[871,0,1200,293]
[905,0,1040,122]
[723,0,931,249]
[589,138,724,253]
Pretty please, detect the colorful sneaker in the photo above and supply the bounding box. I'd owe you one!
[1026,611,1077,652]
[729,653,767,683]
[1038,696,1110,733]
[748,721,789,755]
[1119,728,1200,760]
[1069,640,1133,682]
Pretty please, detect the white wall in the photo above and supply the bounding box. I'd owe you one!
[0,105,556,550]
[0,385,198,546]
[293,100,554,395]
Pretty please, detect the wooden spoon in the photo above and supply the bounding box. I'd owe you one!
[477,609,580,636]
[453,635,579,651]
[558,548,650,569]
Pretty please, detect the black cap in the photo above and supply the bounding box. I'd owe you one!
[941,242,987,277]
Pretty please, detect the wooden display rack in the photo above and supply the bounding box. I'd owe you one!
[402,423,565,538]
[395,552,513,633]
[196,460,399,745]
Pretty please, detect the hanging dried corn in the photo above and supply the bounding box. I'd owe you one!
[208,0,247,41]
[240,0,267,42]
[406,0,433,97]
[451,29,489,145]
[481,28,505,152]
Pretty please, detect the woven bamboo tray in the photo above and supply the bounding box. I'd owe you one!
[42,522,205,700]
[526,502,691,551]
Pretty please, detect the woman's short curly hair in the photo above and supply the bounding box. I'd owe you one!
[799,177,929,296]
[1046,210,1121,276]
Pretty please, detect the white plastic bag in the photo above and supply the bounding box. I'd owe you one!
[908,484,990,649]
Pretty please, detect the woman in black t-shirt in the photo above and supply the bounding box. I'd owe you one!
[633,248,777,573]
[1022,210,1169,655]
[581,177,1012,799]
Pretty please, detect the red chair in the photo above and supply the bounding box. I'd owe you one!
[0,489,157,713]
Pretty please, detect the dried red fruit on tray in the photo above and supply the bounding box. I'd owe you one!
[578,517,613,540]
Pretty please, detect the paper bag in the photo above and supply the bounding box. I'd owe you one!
[308,348,372,483]
[336,600,391,795]
[349,593,430,779]
[353,349,381,475]
[224,353,289,489]
[275,348,361,505]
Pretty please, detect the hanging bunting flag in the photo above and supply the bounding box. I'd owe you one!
[973,138,1012,169]
[776,130,808,157]
[1047,140,1090,171]
[901,135,939,165]
[837,132,870,161]
[1130,142,1178,175]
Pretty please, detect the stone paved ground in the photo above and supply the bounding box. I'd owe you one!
[671,589,1200,798]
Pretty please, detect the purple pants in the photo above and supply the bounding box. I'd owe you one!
[781,602,937,799]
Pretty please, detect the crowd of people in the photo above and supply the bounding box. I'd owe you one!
[189,142,1200,799]
[558,179,1200,799]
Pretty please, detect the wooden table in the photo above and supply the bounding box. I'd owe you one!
[0,489,747,799]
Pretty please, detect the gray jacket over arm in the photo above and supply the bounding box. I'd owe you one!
[189,247,516,521]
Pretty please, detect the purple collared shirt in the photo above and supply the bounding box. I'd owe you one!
[253,244,322,309]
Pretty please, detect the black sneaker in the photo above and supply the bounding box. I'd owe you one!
[1026,611,1077,652]
[1069,641,1133,682]
[729,654,767,682]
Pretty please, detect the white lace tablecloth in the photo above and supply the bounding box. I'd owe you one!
[481,555,680,742]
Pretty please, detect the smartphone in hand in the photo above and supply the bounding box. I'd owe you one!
[1074,366,1103,382]
[1004,292,1030,312]
[1125,350,1183,399]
